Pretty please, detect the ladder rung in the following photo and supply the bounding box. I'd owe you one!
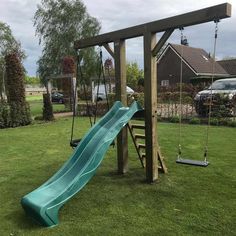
[135,134,146,139]
[138,143,146,149]
[131,124,145,129]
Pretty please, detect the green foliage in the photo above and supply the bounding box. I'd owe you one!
[170,116,180,123]
[0,21,26,97]
[5,52,31,127]
[8,101,31,127]
[0,22,25,59]
[126,62,143,89]
[0,100,10,128]
[5,53,26,103]
[159,91,193,103]
[189,117,201,124]
[227,120,236,127]
[107,92,144,108]
[34,0,101,85]
[218,118,230,126]
[0,100,31,128]
[210,118,219,126]
[130,92,144,107]
[24,75,41,85]
[211,94,234,118]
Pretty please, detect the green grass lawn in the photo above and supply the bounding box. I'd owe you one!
[26,95,86,117]
[0,118,235,236]
[26,95,43,102]
[27,99,67,117]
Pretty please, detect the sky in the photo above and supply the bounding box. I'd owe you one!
[0,0,235,76]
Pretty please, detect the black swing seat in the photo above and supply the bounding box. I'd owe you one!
[176,158,209,167]
[70,139,82,148]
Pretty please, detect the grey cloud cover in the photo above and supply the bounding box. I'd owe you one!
[0,0,235,76]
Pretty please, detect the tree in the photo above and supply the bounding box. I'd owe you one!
[24,75,41,86]
[61,56,75,110]
[126,62,144,89]
[5,53,31,127]
[0,21,25,99]
[34,0,101,85]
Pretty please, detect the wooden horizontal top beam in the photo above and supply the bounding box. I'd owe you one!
[74,3,231,49]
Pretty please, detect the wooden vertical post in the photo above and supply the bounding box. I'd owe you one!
[144,30,158,182]
[114,39,128,174]
[72,77,78,115]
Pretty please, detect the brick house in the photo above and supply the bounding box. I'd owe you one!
[218,59,236,76]
[157,43,228,88]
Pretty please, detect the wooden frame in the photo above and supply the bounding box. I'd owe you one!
[74,3,231,183]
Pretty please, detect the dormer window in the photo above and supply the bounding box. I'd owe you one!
[202,55,209,61]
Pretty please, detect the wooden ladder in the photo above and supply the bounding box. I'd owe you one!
[128,123,167,173]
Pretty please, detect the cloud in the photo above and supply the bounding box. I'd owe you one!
[0,0,41,75]
[84,0,236,67]
[0,0,235,76]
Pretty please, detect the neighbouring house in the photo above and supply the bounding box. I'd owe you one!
[25,86,46,96]
[217,59,236,76]
[157,43,229,88]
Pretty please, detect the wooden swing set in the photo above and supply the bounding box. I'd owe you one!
[74,3,231,183]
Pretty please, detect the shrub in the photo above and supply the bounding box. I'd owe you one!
[227,120,236,127]
[211,94,233,118]
[5,52,31,127]
[189,117,201,125]
[170,116,180,123]
[34,115,43,121]
[157,116,162,122]
[131,92,144,107]
[210,118,219,126]
[107,92,144,107]
[0,100,10,128]
[8,101,31,127]
[219,118,230,126]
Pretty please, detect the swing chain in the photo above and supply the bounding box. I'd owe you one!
[204,146,208,162]
[93,47,110,124]
[204,19,220,161]
[177,27,184,159]
[178,144,182,160]
[214,19,220,39]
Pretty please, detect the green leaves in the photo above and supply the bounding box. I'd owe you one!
[3,53,31,128]
[0,21,26,98]
[126,62,144,89]
[0,22,25,60]
[34,0,101,82]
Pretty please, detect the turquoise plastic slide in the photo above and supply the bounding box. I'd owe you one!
[21,101,142,227]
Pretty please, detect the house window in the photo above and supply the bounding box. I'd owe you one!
[161,80,169,87]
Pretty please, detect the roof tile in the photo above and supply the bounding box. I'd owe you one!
[170,44,228,75]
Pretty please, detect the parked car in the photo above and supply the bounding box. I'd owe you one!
[93,84,134,101]
[51,92,64,104]
[194,78,236,116]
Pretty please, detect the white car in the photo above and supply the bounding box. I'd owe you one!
[93,84,134,101]
[194,78,236,115]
